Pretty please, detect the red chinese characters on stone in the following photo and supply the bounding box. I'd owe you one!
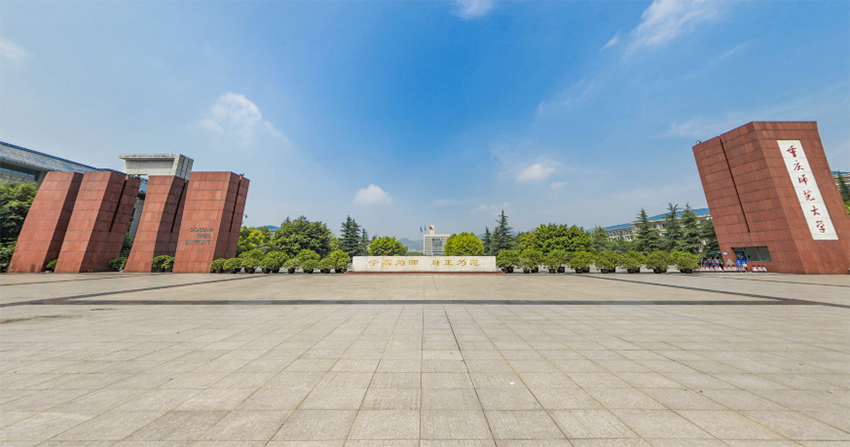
[802,190,816,201]
[815,220,827,233]
[786,145,798,157]
[810,206,821,217]
[797,174,809,185]
[792,161,805,171]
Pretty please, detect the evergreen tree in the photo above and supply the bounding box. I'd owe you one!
[662,203,683,251]
[700,218,719,252]
[359,229,370,256]
[339,216,362,258]
[491,210,515,255]
[679,204,703,254]
[590,225,612,253]
[634,208,662,252]
[482,227,492,255]
[837,173,850,204]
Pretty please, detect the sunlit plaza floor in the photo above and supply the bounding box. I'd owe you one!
[0,271,848,446]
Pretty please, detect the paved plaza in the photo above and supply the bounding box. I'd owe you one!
[0,272,848,446]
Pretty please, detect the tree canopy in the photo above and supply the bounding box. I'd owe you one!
[339,216,364,258]
[0,181,38,245]
[490,210,515,255]
[678,204,703,254]
[270,216,333,258]
[445,232,484,256]
[237,226,270,255]
[368,236,407,256]
[634,208,662,252]
[662,203,683,252]
[519,223,591,255]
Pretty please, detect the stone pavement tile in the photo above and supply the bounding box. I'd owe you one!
[236,388,311,411]
[462,351,504,360]
[549,409,636,438]
[723,442,805,447]
[423,360,467,373]
[188,441,265,447]
[0,389,90,412]
[593,360,653,373]
[551,360,606,373]
[199,410,291,441]
[105,373,175,389]
[114,389,199,411]
[641,388,726,410]
[362,389,419,410]
[300,388,367,410]
[421,388,480,410]
[476,388,541,410]
[699,389,787,411]
[266,441,343,447]
[50,389,145,413]
[470,373,522,389]
[0,411,37,428]
[40,441,120,446]
[676,410,785,440]
[331,360,380,373]
[585,388,665,409]
[422,373,473,389]
[126,410,227,440]
[801,410,850,433]
[516,373,578,389]
[566,373,630,389]
[660,373,736,390]
[615,373,682,389]
[176,388,255,411]
[370,373,420,389]
[741,411,850,440]
[751,390,847,412]
[485,410,564,440]
[465,360,513,373]
[347,410,419,440]
[713,374,788,390]
[265,372,327,389]
[376,360,421,373]
[494,440,572,447]
[0,411,93,442]
[341,350,385,360]
[272,410,357,441]
[530,388,602,410]
[569,439,651,447]
[647,440,727,446]
[420,441,495,447]
[285,360,338,372]
[421,410,492,440]
[317,373,374,389]
[159,373,230,390]
[53,411,164,441]
[611,409,713,439]
[344,440,419,447]
[210,372,275,389]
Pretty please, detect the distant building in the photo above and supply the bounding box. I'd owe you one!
[604,208,712,241]
[119,154,194,180]
[423,225,449,256]
[0,141,103,183]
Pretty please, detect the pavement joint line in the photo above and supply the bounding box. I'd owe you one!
[579,275,850,309]
[0,274,155,287]
[698,275,850,288]
[0,299,831,307]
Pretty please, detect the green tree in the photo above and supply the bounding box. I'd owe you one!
[634,208,662,252]
[590,225,612,253]
[237,226,269,255]
[679,204,703,254]
[339,216,362,258]
[270,216,333,258]
[611,238,635,254]
[445,232,485,256]
[700,218,719,252]
[662,203,683,252]
[482,227,492,255]
[837,173,850,204]
[359,229,370,256]
[520,224,591,255]
[0,181,38,245]
[368,236,407,256]
[490,210,515,255]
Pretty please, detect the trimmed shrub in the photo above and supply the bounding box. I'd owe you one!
[645,250,671,271]
[108,256,127,271]
[151,255,170,269]
[569,251,596,270]
[239,249,265,260]
[223,257,242,271]
[317,258,334,272]
[545,249,569,270]
[671,251,699,271]
[210,258,226,272]
[328,250,351,271]
[301,258,319,273]
[45,259,58,271]
[620,251,646,271]
[283,258,300,272]
[595,250,620,272]
[161,256,174,270]
[296,249,321,263]
[496,250,520,269]
[259,257,281,271]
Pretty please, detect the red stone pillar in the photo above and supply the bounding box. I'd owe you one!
[693,121,850,274]
[9,172,84,273]
[124,175,188,272]
[55,171,141,273]
[172,172,249,273]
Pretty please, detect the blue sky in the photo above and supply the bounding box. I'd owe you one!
[2,0,848,239]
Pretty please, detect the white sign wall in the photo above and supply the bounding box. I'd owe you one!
[352,256,497,272]
[776,140,839,240]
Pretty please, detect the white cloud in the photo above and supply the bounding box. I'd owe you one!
[453,0,494,20]
[537,78,598,113]
[628,0,723,53]
[355,184,391,205]
[0,39,31,65]
[550,181,567,189]
[471,202,509,214]
[601,31,620,50]
[198,93,284,148]
[517,163,556,182]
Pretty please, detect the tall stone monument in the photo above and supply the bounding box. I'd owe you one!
[123,175,188,272]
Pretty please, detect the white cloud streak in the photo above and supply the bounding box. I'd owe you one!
[549,181,567,189]
[628,0,723,53]
[601,31,620,50]
[355,184,391,205]
[453,0,494,20]
[516,163,556,182]
[0,39,31,65]
[198,93,284,148]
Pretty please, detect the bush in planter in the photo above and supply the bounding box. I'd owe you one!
[268,251,289,266]
[671,251,699,273]
[161,255,175,271]
[620,251,645,273]
[296,249,321,263]
[239,249,265,260]
[45,259,58,272]
[545,249,569,273]
[317,258,334,273]
[209,258,226,273]
[645,250,671,273]
[520,249,544,273]
[328,250,351,272]
[301,258,318,274]
[259,257,281,273]
[223,257,242,273]
[151,255,170,272]
[518,256,537,273]
[241,257,260,273]
[496,249,519,273]
[283,258,300,274]
[569,251,595,273]
[108,256,127,272]
[595,250,620,273]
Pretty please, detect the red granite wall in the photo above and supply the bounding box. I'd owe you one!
[693,122,850,274]
[9,172,83,273]
[124,175,188,272]
[172,172,249,273]
[55,171,141,273]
